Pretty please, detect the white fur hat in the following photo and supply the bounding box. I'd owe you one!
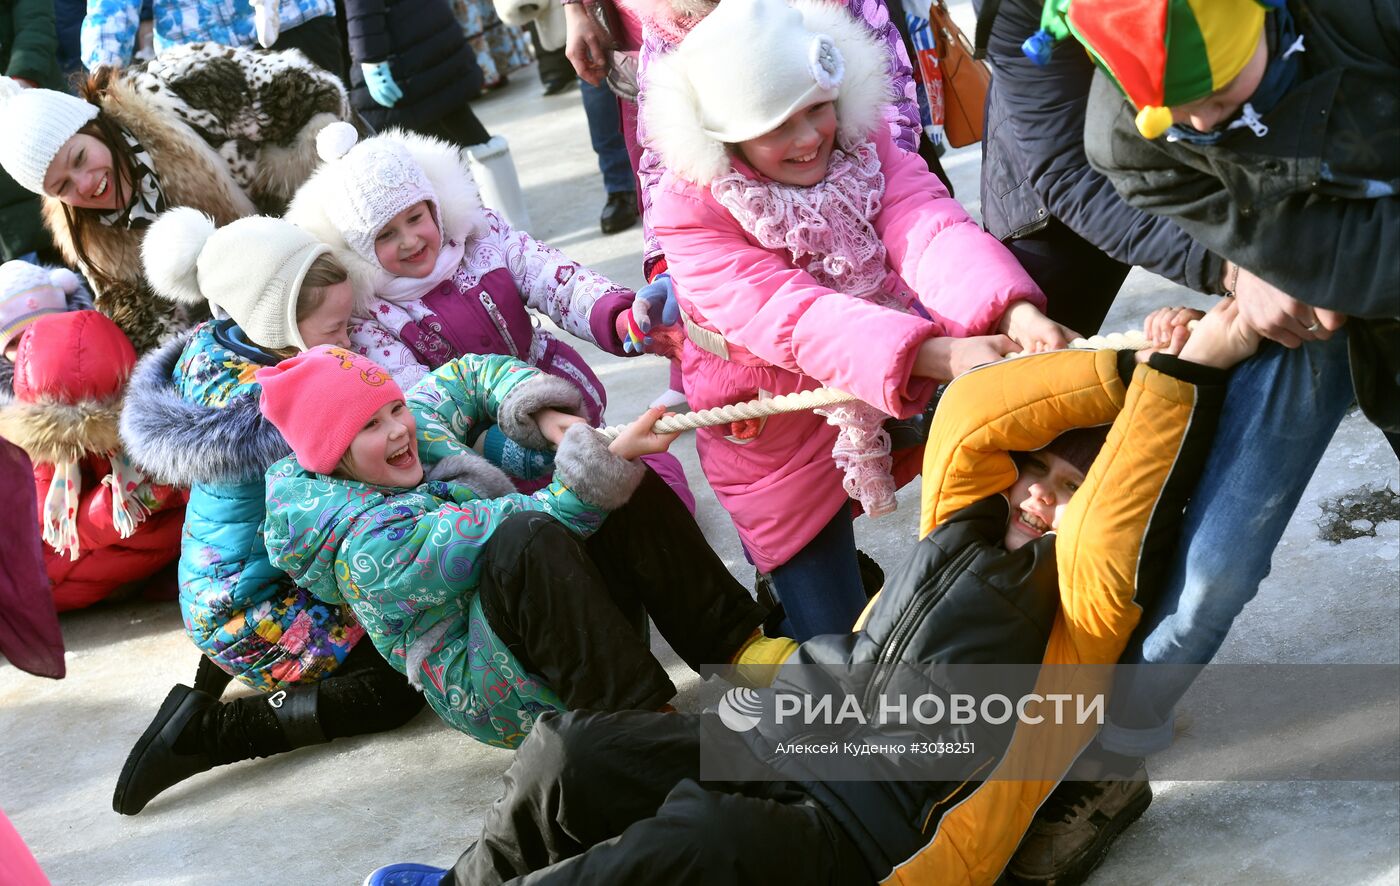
[0,78,100,196]
[142,208,332,351]
[642,0,891,185]
[286,125,487,304]
[0,261,80,352]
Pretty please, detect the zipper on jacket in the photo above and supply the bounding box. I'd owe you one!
[862,545,979,715]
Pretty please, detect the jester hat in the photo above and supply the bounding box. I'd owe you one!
[1028,0,1277,138]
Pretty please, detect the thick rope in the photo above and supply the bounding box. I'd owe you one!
[596,325,1186,440]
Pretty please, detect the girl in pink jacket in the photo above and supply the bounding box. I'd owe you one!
[645,0,1068,639]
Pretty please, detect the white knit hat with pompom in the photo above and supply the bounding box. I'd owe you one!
[142,208,331,351]
[0,260,80,352]
[0,77,100,196]
[311,121,441,269]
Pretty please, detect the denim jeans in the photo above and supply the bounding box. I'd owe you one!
[768,505,868,642]
[1098,331,1355,757]
[580,78,636,195]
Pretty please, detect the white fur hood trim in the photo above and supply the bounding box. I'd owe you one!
[286,128,488,306]
[641,0,892,186]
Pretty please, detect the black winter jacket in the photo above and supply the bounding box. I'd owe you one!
[731,349,1227,881]
[344,0,483,131]
[974,0,1224,294]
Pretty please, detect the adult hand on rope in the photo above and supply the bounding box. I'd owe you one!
[1178,298,1264,369]
[565,2,611,86]
[998,300,1078,353]
[1143,306,1205,347]
[1232,267,1346,348]
[608,406,681,460]
[914,334,1019,381]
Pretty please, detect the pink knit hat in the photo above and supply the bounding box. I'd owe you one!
[255,345,405,475]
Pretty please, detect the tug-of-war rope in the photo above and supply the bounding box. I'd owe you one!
[596,327,1168,440]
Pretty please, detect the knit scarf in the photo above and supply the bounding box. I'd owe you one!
[373,238,469,304]
[709,138,903,517]
[99,128,168,230]
[42,453,156,560]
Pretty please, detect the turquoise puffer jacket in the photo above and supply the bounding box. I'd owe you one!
[263,352,642,747]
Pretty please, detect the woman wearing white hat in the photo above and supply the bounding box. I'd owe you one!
[0,42,355,353]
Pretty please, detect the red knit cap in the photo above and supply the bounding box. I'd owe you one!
[255,345,405,475]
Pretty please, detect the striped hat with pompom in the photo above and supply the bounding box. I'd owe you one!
[1029,0,1277,139]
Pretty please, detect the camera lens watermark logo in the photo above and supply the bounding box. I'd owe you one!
[717,687,764,732]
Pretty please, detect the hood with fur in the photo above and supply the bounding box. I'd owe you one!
[642,0,892,186]
[120,331,291,486]
[0,397,122,466]
[286,128,488,309]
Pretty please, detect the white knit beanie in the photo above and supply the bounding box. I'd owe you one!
[0,261,79,352]
[142,208,332,351]
[311,122,441,270]
[642,0,891,185]
[0,78,100,196]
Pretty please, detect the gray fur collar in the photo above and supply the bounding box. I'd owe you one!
[424,452,516,499]
[120,331,291,485]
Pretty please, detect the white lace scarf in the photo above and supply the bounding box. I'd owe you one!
[710,139,902,517]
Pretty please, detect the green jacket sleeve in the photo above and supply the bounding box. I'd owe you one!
[6,0,60,85]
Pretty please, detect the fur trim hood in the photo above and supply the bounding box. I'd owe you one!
[642,0,892,186]
[0,397,122,465]
[120,331,291,486]
[286,128,488,308]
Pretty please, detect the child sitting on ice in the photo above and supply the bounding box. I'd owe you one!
[114,212,425,817]
[286,124,693,506]
[258,346,783,748]
[641,0,1070,638]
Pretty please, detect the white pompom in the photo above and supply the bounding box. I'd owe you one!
[0,76,23,104]
[141,207,216,305]
[317,121,360,162]
[48,267,81,294]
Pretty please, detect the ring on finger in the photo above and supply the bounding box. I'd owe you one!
[1306,321,1323,332]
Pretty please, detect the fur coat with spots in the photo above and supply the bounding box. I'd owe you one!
[41,43,352,353]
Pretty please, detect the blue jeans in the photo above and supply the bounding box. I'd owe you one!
[580,78,635,195]
[767,506,868,642]
[1098,332,1355,757]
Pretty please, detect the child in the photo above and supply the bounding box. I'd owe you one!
[112,211,425,816]
[258,345,780,747]
[284,123,696,509]
[0,308,185,611]
[642,0,1068,639]
[363,298,1260,886]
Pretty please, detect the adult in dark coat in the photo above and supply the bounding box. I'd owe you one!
[974,0,1231,336]
[344,0,488,145]
[0,0,66,264]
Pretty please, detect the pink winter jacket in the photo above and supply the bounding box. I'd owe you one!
[652,128,1044,571]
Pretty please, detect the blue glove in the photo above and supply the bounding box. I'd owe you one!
[361,61,403,108]
[625,272,679,355]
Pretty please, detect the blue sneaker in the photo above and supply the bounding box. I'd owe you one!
[362,863,449,886]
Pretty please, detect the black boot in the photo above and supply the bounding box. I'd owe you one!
[113,685,217,815]
[193,654,235,698]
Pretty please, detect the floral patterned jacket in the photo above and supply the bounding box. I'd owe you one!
[263,353,623,747]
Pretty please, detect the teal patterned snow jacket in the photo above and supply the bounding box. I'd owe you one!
[263,352,632,748]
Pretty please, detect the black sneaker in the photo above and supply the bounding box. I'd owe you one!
[600,191,639,234]
[541,75,576,96]
[1006,756,1150,885]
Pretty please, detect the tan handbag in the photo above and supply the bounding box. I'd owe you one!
[929,0,992,148]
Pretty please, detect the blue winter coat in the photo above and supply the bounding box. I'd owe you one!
[121,321,364,691]
[974,0,1223,293]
